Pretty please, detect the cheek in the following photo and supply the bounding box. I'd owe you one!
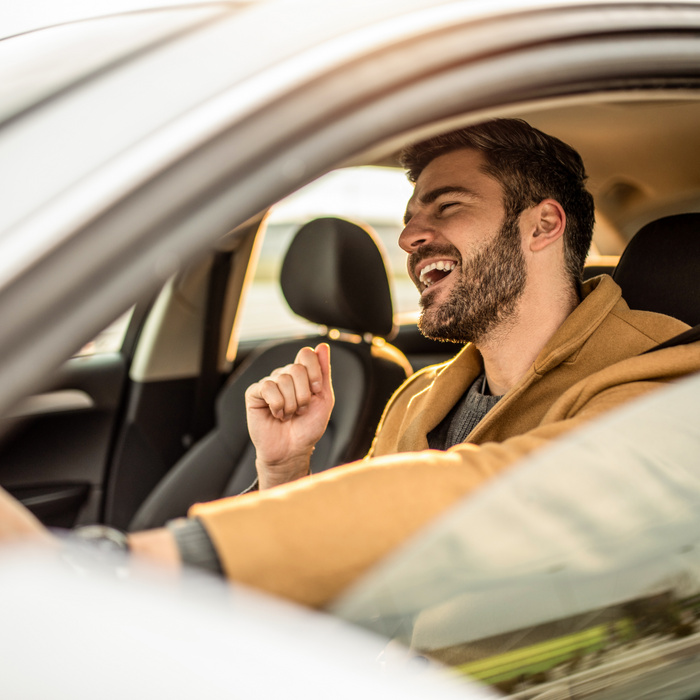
[453,237,484,262]
[455,219,507,257]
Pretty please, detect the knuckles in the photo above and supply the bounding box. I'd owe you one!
[246,348,325,417]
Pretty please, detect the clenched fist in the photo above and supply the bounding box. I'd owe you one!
[245,344,334,489]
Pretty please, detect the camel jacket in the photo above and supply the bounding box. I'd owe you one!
[191,276,700,608]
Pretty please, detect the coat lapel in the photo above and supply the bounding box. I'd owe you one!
[396,344,483,452]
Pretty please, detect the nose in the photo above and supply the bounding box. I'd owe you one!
[399,215,436,253]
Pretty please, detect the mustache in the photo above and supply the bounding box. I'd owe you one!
[408,244,462,275]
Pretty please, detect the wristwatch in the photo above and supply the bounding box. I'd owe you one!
[72,525,130,554]
[58,525,131,577]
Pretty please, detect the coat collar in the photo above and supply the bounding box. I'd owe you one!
[395,275,622,451]
[534,275,621,374]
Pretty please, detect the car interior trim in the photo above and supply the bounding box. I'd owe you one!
[6,389,95,419]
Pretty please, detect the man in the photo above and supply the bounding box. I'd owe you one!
[2,119,698,607]
[245,119,596,490]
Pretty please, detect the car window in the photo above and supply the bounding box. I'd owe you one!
[237,166,415,341]
[333,370,700,698]
[74,308,133,357]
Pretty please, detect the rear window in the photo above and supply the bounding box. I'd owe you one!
[237,166,416,341]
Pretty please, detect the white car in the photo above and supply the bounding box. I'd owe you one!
[0,1,699,697]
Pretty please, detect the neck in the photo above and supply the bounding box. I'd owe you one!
[476,281,579,396]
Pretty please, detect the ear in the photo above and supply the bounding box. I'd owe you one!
[527,199,566,252]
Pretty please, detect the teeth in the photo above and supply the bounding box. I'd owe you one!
[419,260,456,286]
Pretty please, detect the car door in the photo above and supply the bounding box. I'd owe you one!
[0,222,261,531]
[0,307,147,527]
[334,371,700,698]
[1,0,700,529]
[0,5,249,529]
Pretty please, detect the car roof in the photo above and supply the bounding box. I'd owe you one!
[0,1,255,39]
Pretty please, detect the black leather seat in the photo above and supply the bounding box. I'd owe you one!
[613,213,700,326]
[129,217,412,531]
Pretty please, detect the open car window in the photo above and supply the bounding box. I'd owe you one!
[333,370,700,699]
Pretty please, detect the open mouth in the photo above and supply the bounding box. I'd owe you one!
[418,260,457,289]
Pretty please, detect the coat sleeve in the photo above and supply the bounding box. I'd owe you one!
[190,345,699,608]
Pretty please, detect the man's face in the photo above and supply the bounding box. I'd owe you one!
[400,148,527,344]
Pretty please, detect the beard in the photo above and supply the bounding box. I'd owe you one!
[416,214,527,344]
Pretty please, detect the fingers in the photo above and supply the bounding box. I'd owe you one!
[247,345,331,421]
[295,345,324,395]
[263,363,312,419]
[0,486,55,544]
[314,342,332,391]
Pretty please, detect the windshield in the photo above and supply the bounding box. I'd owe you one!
[333,370,700,699]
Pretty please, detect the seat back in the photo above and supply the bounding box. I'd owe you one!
[613,213,700,326]
[130,217,411,530]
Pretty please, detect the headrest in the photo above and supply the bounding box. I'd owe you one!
[613,213,700,327]
[280,217,395,338]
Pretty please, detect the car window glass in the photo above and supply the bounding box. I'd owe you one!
[332,371,700,699]
[74,307,133,357]
[237,166,416,342]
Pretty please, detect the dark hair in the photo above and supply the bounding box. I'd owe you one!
[399,119,595,285]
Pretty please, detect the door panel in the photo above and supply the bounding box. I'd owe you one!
[0,352,128,528]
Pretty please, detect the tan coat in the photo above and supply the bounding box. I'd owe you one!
[191,276,699,607]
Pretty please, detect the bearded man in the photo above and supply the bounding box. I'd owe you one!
[2,119,698,607]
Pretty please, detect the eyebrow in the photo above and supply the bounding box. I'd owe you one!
[403,186,479,224]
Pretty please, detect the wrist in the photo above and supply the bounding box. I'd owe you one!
[128,527,182,572]
[256,453,312,490]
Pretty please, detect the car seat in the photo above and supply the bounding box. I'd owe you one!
[613,212,700,327]
[129,217,412,531]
